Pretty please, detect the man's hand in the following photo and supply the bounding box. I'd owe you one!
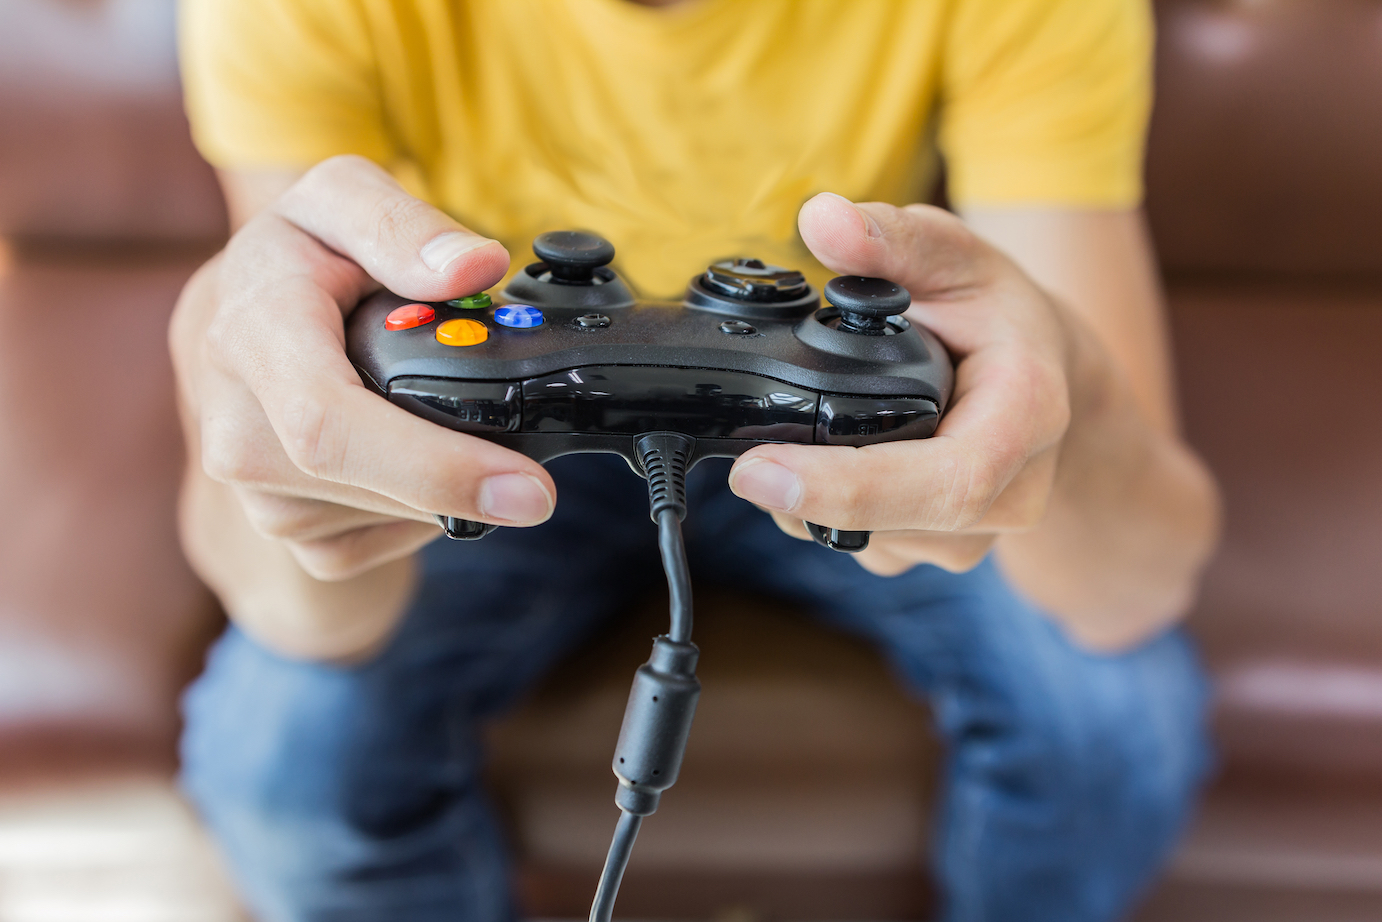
[730,193,1069,574]
[170,156,555,657]
[728,193,1220,650]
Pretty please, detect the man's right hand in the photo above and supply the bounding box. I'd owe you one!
[169,156,555,659]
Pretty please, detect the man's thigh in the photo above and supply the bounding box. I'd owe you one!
[682,457,1209,801]
[179,454,664,916]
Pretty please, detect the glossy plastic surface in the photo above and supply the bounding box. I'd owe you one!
[522,366,817,441]
[816,394,939,445]
[388,378,521,433]
[494,304,544,328]
[384,303,435,331]
[435,318,488,346]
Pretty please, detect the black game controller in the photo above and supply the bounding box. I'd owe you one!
[345,230,954,552]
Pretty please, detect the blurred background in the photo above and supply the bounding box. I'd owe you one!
[1,1,1380,920]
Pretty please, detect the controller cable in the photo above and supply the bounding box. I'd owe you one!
[589,432,702,922]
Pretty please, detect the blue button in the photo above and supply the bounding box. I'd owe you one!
[494,304,544,329]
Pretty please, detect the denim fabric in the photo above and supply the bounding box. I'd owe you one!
[181,454,1211,922]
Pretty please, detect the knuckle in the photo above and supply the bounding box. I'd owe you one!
[288,527,395,582]
[288,541,364,582]
[278,393,345,481]
[202,310,240,365]
[1012,352,1072,436]
[824,476,872,530]
[943,457,1000,531]
[935,540,994,573]
[238,493,325,542]
[300,154,373,195]
[201,422,264,486]
[369,194,435,253]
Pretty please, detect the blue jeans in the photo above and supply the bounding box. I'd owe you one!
[181,455,1211,922]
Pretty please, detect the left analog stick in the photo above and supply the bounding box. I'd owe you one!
[533,231,616,284]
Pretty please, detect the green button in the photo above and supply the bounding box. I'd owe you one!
[448,293,492,310]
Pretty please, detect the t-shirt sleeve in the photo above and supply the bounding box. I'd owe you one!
[179,0,393,169]
[939,0,1153,209]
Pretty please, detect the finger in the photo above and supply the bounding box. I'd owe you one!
[857,533,997,575]
[728,342,1068,533]
[797,193,1004,303]
[765,506,995,575]
[273,155,510,304]
[199,369,436,523]
[285,519,442,582]
[766,510,814,542]
[232,487,413,543]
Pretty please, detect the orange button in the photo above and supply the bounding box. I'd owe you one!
[384,303,435,331]
[435,318,488,347]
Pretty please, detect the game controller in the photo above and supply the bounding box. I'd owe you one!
[345,230,954,552]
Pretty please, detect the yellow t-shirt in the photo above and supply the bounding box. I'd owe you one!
[180,0,1151,296]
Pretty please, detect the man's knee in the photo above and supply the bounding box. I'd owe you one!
[1003,627,1213,837]
[179,629,508,920]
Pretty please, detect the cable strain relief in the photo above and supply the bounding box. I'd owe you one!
[615,783,661,817]
[636,432,694,522]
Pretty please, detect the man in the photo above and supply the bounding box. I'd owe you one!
[171,1,1221,920]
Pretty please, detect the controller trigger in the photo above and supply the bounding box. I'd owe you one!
[434,514,498,541]
[805,521,871,553]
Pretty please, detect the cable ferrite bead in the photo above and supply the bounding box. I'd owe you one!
[612,636,701,816]
[636,432,693,522]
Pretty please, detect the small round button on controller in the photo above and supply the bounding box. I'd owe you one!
[494,304,544,328]
[435,318,488,347]
[574,312,612,330]
[533,231,616,284]
[384,303,435,331]
[824,276,911,335]
[448,293,492,310]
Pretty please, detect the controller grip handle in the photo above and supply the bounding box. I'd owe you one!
[435,515,498,540]
[805,522,870,553]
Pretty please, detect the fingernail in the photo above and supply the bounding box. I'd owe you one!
[420,232,496,273]
[821,193,882,239]
[854,203,884,238]
[728,458,801,512]
[479,473,553,525]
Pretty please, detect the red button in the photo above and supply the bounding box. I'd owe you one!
[384,303,436,331]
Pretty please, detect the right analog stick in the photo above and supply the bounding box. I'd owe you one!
[533,230,616,284]
[824,276,911,335]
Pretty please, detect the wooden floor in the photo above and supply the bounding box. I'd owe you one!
[4,776,1382,922]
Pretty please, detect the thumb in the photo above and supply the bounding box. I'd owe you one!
[797,192,1000,301]
[274,154,511,304]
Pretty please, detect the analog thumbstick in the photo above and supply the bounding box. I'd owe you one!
[823,276,911,335]
[532,231,616,284]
